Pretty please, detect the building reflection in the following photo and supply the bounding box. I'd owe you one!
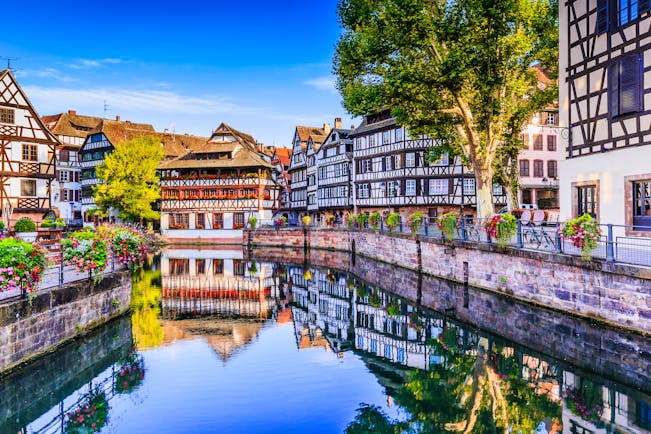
[286,263,651,433]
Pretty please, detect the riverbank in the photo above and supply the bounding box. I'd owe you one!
[0,271,132,375]
[246,228,651,335]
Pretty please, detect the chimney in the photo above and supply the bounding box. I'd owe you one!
[115,115,121,122]
[334,117,342,129]
[68,110,77,116]
[323,123,331,133]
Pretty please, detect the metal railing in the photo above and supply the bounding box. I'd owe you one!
[251,216,651,268]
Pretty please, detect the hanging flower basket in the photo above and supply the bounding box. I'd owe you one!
[115,352,145,394]
[62,230,108,273]
[436,212,458,241]
[65,388,109,433]
[561,213,602,260]
[111,228,147,270]
[484,214,517,247]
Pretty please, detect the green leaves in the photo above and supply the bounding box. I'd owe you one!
[93,136,164,222]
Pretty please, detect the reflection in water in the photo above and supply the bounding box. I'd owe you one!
[2,248,650,433]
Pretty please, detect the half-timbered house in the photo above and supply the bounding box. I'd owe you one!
[0,69,59,226]
[559,0,651,235]
[288,124,330,221]
[42,110,103,227]
[271,147,291,213]
[351,110,506,221]
[79,117,156,223]
[315,119,353,221]
[158,122,280,243]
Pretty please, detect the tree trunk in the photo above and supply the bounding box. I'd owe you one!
[475,169,495,219]
[504,182,519,211]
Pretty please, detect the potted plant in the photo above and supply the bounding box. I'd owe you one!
[274,216,287,229]
[0,237,46,293]
[111,228,147,270]
[40,217,55,229]
[325,215,336,227]
[62,230,108,275]
[248,216,257,230]
[55,217,66,229]
[356,213,368,229]
[302,215,312,228]
[561,213,602,260]
[407,212,424,235]
[436,212,458,241]
[484,214,517,248]
[386,212,401,233]
[368,211,381,231]
[387,299,400,317]
[347,214,356,229]
[13,217,37,242]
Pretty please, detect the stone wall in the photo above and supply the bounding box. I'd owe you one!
[0,271,132,374]
[248,247,651,391]
[247,228,651,335]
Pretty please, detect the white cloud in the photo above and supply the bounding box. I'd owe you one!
[68,58,125,69]
[16,68,78,83]
[303,76,338,94]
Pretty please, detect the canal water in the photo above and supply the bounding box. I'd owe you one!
[1,247,650,433]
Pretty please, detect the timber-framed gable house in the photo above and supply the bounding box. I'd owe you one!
[559,0,651,235]
[316,119,353,218]
[0,69,59,225]
[158,122,280,242]
[350,110,506,220]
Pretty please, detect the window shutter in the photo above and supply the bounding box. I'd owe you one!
[400,180,406,196]
[640,0,650,14]
[382,157,386,171]
[609,62,619,117]
[55,170,60,181]
[596,0,609,34]
[423,179,429,196]
[619,55,641,114]
[448,178,455,195]
[416,179,422,196]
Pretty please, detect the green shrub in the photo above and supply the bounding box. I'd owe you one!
[248,216,257,230]
[386,213,401,233]
[14,217,36,233]
[368,212,381,231]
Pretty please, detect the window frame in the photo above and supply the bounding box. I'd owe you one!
[22,144,38,162]
[21,179,36,197]
[0,108,15,124]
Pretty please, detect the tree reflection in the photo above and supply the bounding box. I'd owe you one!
[131,265,164,349]
[346,338,562,433]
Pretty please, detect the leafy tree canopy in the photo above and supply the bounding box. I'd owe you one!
[335,0,558,216]
[93,135,164,222]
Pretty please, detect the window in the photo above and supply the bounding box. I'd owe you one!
[406,179,416,196]
[358,183,370,199]
[213,259,224,274]
[493,184,504,195]
[546,112,557,125]
[213,213,223,229]
[370,339,377,353]
[463,178,476,195]
[619,0,641,25]
[395,128,403,142]
[196,213,205,229]
[368,135,376,147]
[610,54,643,117]
[429,179,448,195]
[233,259,245,276]
[22,144,38,161]
[547,160,558,178]
[384,344,391,359]
[577,185,597,218]
[397,349,405,363]
[633,180,651,230]
[638,401,651,429]
[169,259,189,275]
[233,212,245,229]
[59,170,69,182]
[519,159,530,177]
[196,259,206,275]
[382,130,390,144]
[405,152,415,167]
[533,135,543,150]
[358,336,364,348]
[533,160,544,177]
[432,153,449,166]
[387,180,400,197]
[169,213,189,229]
[90,133,103,143]
[21,180,36,196]
[59,149,70,163]
[0,108,15,124]
[547,135,557,151]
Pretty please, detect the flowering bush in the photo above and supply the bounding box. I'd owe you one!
[437,212,458,241]
[115,351,145,394]
[302,215,312,227]
[561,213,602,260]
[386,212,401,233]
[111,229,147,269]
[368,212,381,231]
[326,215,336,227]
[62,230,108,273]
[65,388,109,433]
[407,212,423,235]
[563,383,604,425]
[274,216,287,228]
[484,214,517,247]
[0,237,46,293]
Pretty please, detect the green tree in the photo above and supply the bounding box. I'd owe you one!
[94,135,164,221]
[334,0,558,217]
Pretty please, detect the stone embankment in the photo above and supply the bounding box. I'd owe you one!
[248,247,651,390]
[0,271,132,374]
[246,228,651,335]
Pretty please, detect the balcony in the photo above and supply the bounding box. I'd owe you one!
[8,197,50,212]
[159,177,271,188]
[160,198,275,211]
[0,162,55,179]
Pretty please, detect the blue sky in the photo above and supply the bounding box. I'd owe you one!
[1,0,356,147]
